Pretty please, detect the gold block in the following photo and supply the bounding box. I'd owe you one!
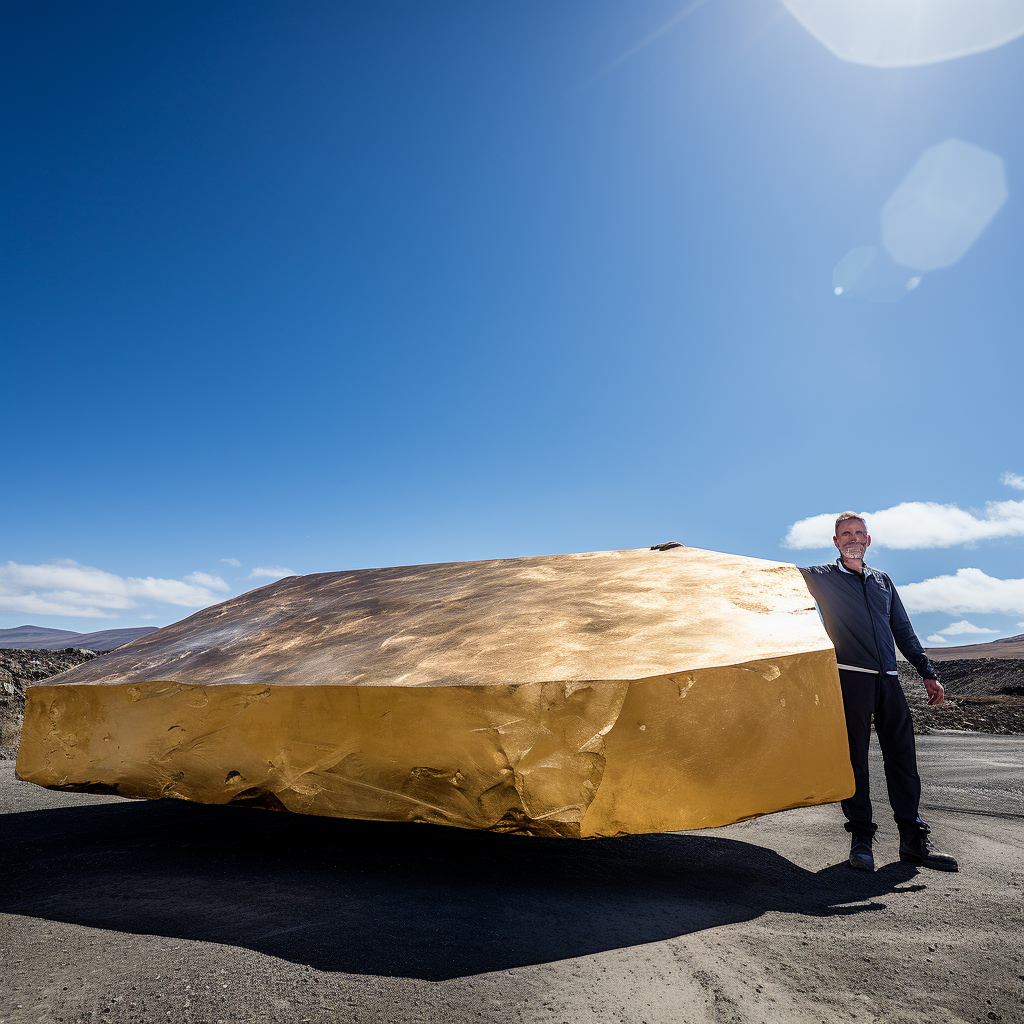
[17,547,853,837]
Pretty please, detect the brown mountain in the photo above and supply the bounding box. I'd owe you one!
[926,633,1024,661]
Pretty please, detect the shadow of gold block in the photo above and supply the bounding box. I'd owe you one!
[17,546,853,836]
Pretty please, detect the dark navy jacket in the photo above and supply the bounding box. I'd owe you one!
[800,558,937,680]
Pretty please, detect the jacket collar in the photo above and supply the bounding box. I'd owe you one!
[836,556,873,578]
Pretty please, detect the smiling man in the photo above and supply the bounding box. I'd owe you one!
[800,512,958,873]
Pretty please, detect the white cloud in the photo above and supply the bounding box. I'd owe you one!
[926,635,948,644]
[784,512,848,549]
[220,557,242,568]
[0,591,119,619]
[248,565,296,580]
[1002,471,1024,490]
[0,559,232,619]
[935,620,999,636]
[184,572,230,592]
[899,568,1024,616]
[784,500,1024,549]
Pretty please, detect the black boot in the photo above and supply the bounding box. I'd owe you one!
[899,825,958,872]
[849,834,874,872]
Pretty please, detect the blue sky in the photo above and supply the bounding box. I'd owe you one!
[2,0,1022,646]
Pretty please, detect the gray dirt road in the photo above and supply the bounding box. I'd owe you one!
[1,734,1021,1024]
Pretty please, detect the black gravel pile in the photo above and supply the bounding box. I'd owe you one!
[0,648,101,758]
[927,657,1024,697]
[898,662,1024,735]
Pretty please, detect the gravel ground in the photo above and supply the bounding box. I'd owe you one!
[1,734,1022,1024]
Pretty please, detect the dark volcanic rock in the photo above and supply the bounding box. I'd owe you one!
[927,658,1024,698]
[898,662,1024,735]
[0,648,101,758]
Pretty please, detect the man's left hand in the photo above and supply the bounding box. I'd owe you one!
[924,678,944,705]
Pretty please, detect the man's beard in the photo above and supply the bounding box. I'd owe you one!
[842,545,865,559]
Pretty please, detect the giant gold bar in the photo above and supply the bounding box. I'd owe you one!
[16,546,853,837]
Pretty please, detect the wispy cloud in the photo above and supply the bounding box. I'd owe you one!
[1002,471,1024,490]
[183,571,230,592]
[220,557,241,568]
[248,565,296,580]
[0,560,230,619]
[582,0,711,86]
[899,569,1024,617]
[784,500,1024,549]
[934,620,999,636]
[926,635,947,644]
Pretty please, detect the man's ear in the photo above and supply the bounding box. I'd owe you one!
[832,535,841,550]
[865,534,871,549]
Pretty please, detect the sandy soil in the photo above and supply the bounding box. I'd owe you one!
[1,735,1021,1024]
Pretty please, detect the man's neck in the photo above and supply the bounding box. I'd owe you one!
[840,554,864,574]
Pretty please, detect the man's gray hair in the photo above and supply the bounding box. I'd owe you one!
[834,510,866,535]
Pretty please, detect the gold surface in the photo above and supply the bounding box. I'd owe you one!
[17,546,853,836]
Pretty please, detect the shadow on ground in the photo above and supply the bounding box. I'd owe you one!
[1,800,919,979]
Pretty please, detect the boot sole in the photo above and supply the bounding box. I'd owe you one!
[899,854,958,871]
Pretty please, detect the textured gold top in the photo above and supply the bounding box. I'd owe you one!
[52,546,828,689]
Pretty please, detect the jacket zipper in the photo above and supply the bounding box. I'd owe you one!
[860,573,885,672]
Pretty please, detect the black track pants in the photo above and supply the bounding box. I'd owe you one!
[838,669,922,837]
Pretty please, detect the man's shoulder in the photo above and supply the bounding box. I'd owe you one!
[799,562,840,576]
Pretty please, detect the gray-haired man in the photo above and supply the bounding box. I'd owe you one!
[800,512,958,873]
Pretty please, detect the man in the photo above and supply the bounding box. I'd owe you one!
[800,512,958,873]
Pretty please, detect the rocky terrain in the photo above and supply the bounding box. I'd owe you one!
[925,656,1024,696]
[898,659,1024,735]
[0,649,100,758]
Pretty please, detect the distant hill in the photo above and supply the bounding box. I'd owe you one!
[0,624,159,652]
[926,633,1024,661]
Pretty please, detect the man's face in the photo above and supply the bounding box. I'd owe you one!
[833,518,870,561]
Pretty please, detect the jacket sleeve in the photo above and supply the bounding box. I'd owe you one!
[889,581,937,679]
